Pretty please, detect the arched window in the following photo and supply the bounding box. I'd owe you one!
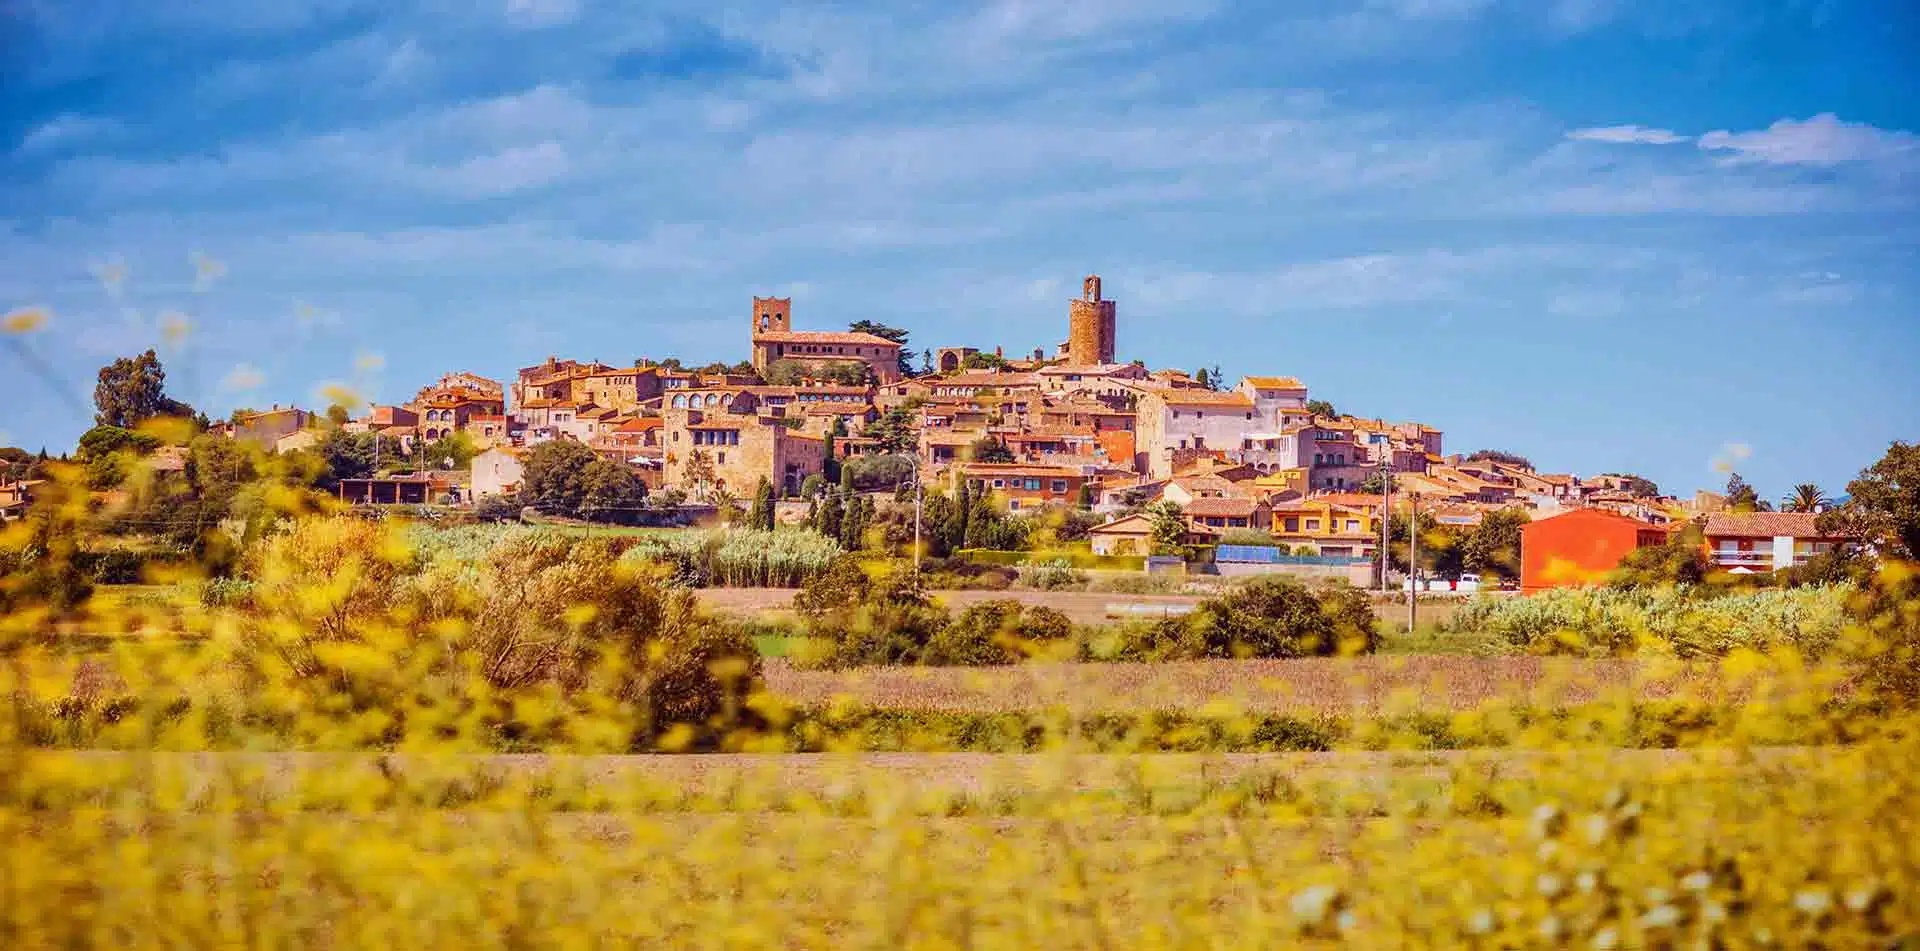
[705,393,719,406]
[672,395,687,408]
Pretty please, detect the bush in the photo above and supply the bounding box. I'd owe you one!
[1016,558,1086,591]
[200,577,255,608]
[473,493,524,523]
[922,599,1073,666]
[1441,585,1853,658]
[1180,576,1379,658]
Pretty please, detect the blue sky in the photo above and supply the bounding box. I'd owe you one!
[2,0,1915,499]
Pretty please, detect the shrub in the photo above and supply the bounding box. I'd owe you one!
[1180,576,1379,659]
[1016,558,1086,591]
[923,599,1073,666]
[1442,585,1853,658]
[473,493,524,523]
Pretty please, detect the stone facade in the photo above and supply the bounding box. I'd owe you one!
[1066,274,1118,365]
[747,296,904,384]
[662,405,825,498]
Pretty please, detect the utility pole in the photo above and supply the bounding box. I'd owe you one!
[1407,491,1419,633]
[913,467,924,571]
[1377,456,1393,592]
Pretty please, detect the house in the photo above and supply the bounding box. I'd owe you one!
[226,406,313,448]
[1182,496,1272,532]
[470,447,526,499]
[955,463,1093,511]
[274,430,320,455]
[748,296,903,384]
[338,473,456,506]
[1088,513,1155,556]
[1520,507,1672,592]
[0,478,39,521]
[1270,496,1382,558]
[662,404,826,499]
[1701,512,1848,573]
[1133,387,1262,480]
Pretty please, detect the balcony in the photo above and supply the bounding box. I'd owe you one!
[1709,550,1773,567]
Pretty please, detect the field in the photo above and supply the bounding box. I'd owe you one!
[5,513,1915,948]
[699,585,1469,629]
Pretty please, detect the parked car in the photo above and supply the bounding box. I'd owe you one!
[1404,573,1481,593]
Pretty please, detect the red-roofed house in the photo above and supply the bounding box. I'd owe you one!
[1520,507,1672,592]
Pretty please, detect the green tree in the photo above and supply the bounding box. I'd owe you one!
[1147,501,1187,556]
[961,351,1011,371]
[815,491,845,540]
[94,349,193,428]
[1819,441,1920,559]
[862,407,917,454]
[1782,483,1827,513]
[966,435,1014,464]
[1605,473,1660,498]
[1609,522,1709,588]
[521,439,600,518]
[749,477,776,531]
[1193,367,1211,390]
[1466,449,1534,470]
[1463,508,1530,580]
[1725,472,1765,513]
[1305,399,1336,418]
[580,457,645,521]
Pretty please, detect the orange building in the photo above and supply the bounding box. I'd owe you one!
[1520,507,1671,592]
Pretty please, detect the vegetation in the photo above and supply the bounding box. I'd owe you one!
[1442,584,1852,658]
[92,348,196,428]
[965,434,1014,463]
[847,319,915,377]
[1819,440,1920,558]
[1783,482,1828,513]
[624,527,844,588]
[1466,448,1534,470]
[764,359,872,386]
[1304,398,1336,418]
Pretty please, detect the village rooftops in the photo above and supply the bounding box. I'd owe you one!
[750,330,901,347]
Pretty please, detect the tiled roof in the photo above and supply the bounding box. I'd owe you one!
[1703,512,1835,539]
[1156,390,1255,409]
[1242,375,1306,389]
[934,372,1042,387]
[753,330,901,347]
[959,462,1087,478]
[1183,496,1264,517]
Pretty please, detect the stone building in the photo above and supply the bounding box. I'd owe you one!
[1064,274,1118,365]
[748,296,904,384]
[662,399,827,499]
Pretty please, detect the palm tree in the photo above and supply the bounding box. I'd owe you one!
[1782,483,1826,513]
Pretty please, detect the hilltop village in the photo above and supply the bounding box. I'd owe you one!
[196,273,1741,568]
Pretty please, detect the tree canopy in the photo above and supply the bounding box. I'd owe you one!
[1466,449,1534,471]
[1304,399,1336,418]
[521,440,602,518]
[966,435,1014,464]
[94,350,194,428]
[1818,441,1920,559]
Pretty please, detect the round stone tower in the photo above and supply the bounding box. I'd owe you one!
[1067,274,1117,365]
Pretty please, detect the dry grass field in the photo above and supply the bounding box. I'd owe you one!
[697,586,1469,628]
[759,655,1700,714]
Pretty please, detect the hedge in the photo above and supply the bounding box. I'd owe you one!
[954,549,1148,572]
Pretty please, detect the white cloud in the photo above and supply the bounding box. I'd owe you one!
[1566,124,1689,145]
[505,0,582,29]
[433,142,570,195]
[1698,113,1919,166]
[16,115,122,155]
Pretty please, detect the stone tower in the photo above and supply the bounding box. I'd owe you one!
[1067,274,1117,365]
[752,296,792,335]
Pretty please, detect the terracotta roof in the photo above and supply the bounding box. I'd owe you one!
[1037,363,1138,376]
[934,372,1042,387]
[1156,390,1255,409]
[617,418,663,432]
[959,463,1087,478]
[1242,376,1306,389]
[1089,513,1154,535]
[1703,512,1837,539]
[753,330,901,347]
[1183,496,1264,518]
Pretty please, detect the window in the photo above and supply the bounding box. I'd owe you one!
[1051,480,1068,494]
[992,479,1005,489]
[1345,520,1360,532]
[1024,478,1042,491]
[1305,519,1321,531]
[1008,499,1021,510]
[1314,454,1323,464]
[672,395,687,408]
[717,452,726,464]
